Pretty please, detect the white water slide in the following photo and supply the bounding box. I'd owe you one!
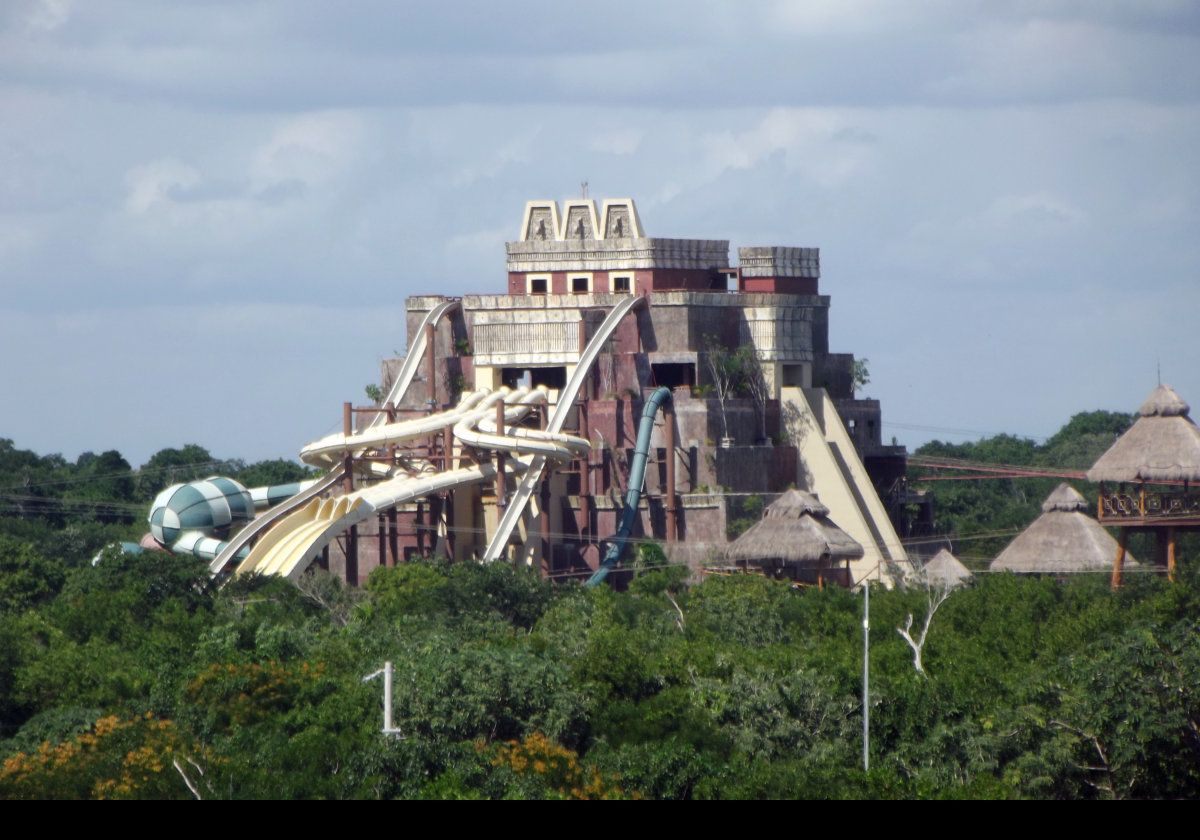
[482,293,644,562]
[368,298,462,430]
[208,299,461,575]
[234,386,590,580]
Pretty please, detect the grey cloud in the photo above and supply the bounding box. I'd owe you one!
[0,4,1197,460]
[2,3,1197,111]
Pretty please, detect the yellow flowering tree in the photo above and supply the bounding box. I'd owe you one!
[0,712,205,800]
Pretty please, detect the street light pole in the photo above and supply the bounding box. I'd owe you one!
[363,661,405,736]
[862,579,870,772]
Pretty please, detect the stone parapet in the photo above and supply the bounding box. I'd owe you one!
[738,246,821,278]
[506,237,729,273]
[648,291,830,308]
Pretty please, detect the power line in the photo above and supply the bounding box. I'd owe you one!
[884,421,1049,443]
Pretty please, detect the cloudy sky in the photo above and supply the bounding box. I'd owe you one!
[1,1,1198,466]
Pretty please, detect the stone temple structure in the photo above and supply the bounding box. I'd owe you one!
[348,197,911,586]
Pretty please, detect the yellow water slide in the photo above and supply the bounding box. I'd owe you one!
[235,387,589,580]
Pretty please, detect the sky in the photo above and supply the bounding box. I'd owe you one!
[1,0,1198,467]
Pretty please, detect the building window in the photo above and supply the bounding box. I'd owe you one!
[527,275,548,295]
[781,364,809,388]
[651,362,695,389]
[612,274,632,294]
[502,366,566,390]
[569,274,591,294]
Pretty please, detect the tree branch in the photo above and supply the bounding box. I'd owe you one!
[173,757,204,800]
[665,591,686,632]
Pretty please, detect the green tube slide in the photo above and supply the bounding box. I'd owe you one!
[586,386,672,587]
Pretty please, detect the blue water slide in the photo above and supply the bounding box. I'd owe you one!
[586,386,672,587]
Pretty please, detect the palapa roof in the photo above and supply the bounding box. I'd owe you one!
[922,548,973,589]
[990,483,1136,574]
[1042,482,1089,512]
[1087,385,1200,483]
[725,489,864,565]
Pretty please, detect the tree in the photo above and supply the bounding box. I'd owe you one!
[894,576,954,676]
[0,713,201,800]
[851,357,870,395]
[136,445,223,498]
[233,459,315,489]
[0,536,65,612]
[703,336,739,442]
[742,350,771,443]
[1027,620,1200,799]
[701,337,772,443]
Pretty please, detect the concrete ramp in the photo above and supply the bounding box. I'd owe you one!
[781,386,909,586]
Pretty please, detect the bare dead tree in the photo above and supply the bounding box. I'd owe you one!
[742,350,771,442]
[895,576,953,676]
[704,335,743,442]
[666,591,686,633]
[172,755,210,800]
[295,568,365,627]
[599,352,616,397]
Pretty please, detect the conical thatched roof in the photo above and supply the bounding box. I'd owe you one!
[1042,482,1089,513]
[991,483,1136,574]
[1087,385,1200,483]
[922,548,973,589]
[1139,384,1189,417]
[725,489,864,565]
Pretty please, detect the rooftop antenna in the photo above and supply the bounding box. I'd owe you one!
[580,180,589,199]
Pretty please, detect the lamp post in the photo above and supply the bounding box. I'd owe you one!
[363,662,405,736]
[862,578,870,772]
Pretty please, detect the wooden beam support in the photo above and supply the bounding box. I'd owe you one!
[495,398,506,514]
[388,507,398,567]
[1112,527,1127,590]
[415,501,425,556]
[425,322,436,410]
[1167,526,1177,584]
[343,401,358,586]
[578,398,590,546]
[665,401,677,543]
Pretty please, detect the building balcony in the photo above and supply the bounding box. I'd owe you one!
[1098,489,1200,526]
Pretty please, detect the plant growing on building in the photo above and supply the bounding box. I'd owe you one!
[444,372,470,403]
[703,335,745,443]
[741,352,771,443]
[454,337,472,357]
[364,384,384,405]
[726,493,764,539]
[598,353,616,399]
[852,357,870,396]
[703,336,769,443]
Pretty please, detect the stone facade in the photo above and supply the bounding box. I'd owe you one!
[351,197,907,584]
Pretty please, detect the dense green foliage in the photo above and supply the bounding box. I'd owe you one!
[1,554,1197,799]
[0,438,314,570]
[2,413,1199,799]
[911,410,1137,560]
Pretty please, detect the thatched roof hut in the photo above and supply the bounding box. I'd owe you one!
[990,483,1136,574]
[725,490,863,582]
[922,548,972,590]
[1087,385,1200,483]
